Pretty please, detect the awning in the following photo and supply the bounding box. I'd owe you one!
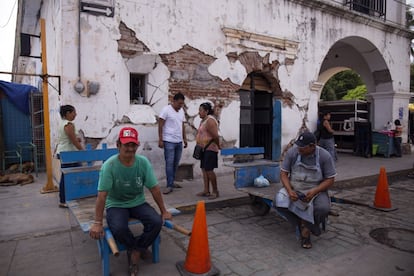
[0,80,39,115]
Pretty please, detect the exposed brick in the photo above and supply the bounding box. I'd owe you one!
[233,52,282,96]
[117,21,150,58]
[160,44,240,114]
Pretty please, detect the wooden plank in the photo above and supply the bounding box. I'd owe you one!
[67,197,99,232]
[221,147,264,156]
[67,197,141,232]
[224,159,278,168]
[62,165,102,174]
[237,182,282,201]
[60,148,118,164]
[222,154,264,163]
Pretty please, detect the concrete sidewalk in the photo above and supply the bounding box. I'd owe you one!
[0,151,413,275]
[156,151,414,212]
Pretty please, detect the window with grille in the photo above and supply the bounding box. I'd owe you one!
[344,0,386,19]
[130,74,146,104]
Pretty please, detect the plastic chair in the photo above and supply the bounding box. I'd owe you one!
[17,142,38,176]
[2,150,22,173]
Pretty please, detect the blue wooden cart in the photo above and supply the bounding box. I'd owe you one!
[221,146,334,231]
[221,147,282,216]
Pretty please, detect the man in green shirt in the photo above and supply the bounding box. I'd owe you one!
[89,127,172,275]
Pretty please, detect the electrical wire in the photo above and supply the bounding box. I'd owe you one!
[0,0,17,28]
[47,80,60,94]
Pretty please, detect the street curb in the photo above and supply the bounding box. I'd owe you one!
[175,169,413,214]
[332,169,413,190]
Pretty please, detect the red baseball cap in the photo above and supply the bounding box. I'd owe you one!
[119,127,139,144]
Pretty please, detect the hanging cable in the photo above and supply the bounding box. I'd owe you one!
[0,0,17,28]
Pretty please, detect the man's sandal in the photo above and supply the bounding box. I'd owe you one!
[300,223,312,249]
[196,191,210,197]
[128,264,139,276]
[127,250,139,276]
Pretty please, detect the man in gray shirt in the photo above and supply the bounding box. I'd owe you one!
[274,131,336,249]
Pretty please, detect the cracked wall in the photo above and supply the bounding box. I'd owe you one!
[31,0,409,179]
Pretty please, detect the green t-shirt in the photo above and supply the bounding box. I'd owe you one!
[98,154,158,209]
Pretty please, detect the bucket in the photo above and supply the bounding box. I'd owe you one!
[372,144,379,156]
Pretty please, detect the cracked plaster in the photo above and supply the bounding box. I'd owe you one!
[21,0,410,181]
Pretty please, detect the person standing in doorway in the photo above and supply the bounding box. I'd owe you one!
[56,105,84,208]
[393,119,403,157]
[158,93,188,194]
[195,102,220,200]
[318,111,337,161]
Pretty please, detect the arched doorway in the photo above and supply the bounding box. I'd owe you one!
[316,36,410,156]
[318,36,403,131]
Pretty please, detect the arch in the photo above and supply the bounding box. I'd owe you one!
[318,36,393,96]
[231,51,282,97]
[318,66,350,85]
[315,35,406,139]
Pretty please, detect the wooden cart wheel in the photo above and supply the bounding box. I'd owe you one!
[249,195,270,216]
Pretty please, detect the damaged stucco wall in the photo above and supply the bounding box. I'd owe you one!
[19,0,411,179]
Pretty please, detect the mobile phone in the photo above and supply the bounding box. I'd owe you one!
[296,191,306,200]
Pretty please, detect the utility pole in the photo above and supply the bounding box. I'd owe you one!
[40,18,58,193]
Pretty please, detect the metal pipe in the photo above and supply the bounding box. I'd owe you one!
[74,0,84,93]
[78,0,81,79]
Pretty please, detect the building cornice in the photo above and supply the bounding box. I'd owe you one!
[222,27,300,59]
[290,0,414,39]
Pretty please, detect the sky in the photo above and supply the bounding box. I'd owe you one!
[0,0,17,82]
[0,0,413,83]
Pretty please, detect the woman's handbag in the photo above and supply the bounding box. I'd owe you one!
[193,140,214,160]
[192,145,204,160]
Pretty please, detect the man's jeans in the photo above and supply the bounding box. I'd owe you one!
[163,141,183,188]
[106,203,162,253]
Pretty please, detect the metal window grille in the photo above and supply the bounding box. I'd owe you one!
[344,0,386,20]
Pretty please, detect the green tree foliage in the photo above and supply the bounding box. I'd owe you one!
[342,85,367,100]
[320,85,337,101]
[321,70,364,101]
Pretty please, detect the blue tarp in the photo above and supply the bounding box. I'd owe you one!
[0,80,39,115]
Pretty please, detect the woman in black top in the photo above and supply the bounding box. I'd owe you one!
[318,111,337,161]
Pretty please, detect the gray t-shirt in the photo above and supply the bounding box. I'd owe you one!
[281,145,337,179]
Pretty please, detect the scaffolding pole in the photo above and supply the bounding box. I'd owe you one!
[39,18,58,194]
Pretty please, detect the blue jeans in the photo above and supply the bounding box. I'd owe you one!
[106,203,162,253]
[394,137,402,157]
[58,156,80,203]
[319,138,337,161]
[163,141,183,188]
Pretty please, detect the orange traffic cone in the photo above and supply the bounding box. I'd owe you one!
[176,201,219,276]
[372,167,397,211]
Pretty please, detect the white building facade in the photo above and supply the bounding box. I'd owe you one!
[13,0,412,179]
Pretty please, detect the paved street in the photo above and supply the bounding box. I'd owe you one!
[0,152,413,275]
[168,177,414,276]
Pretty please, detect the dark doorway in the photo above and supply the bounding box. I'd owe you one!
[239,74,273,159]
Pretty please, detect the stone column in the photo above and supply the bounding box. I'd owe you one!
[368,91,411,142]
